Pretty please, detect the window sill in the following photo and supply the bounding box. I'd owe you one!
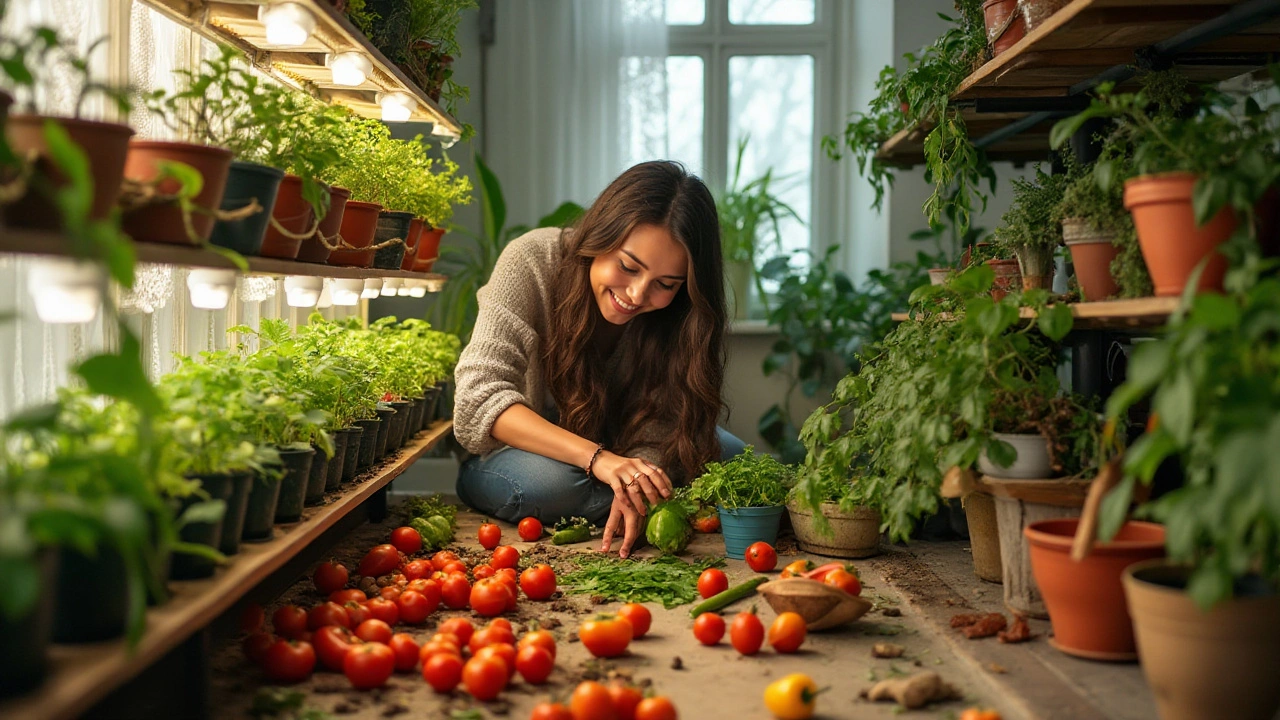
[728,319,779,335]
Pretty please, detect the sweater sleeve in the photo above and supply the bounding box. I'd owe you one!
[452,229,559,455]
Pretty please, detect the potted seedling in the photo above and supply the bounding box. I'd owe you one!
[258,92,345,260]
[321,115,392,267]
[1057,150,1150,300]
[689,446,794,559]
[786,472,882,559]
[994,165,1067,291]
[402,151,472,272]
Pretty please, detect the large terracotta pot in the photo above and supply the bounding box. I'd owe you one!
[413,227,446,272]
[982,0,1026,56]
[327,199,382,267]
[1025,518,1165,661]
[400,217,425,271]
[259,174,314,259]
[297,185,349,264]
[1063,218,1121,301]
[987,259,1021,301]
[122,140,233,245]
[4,115,134,230]
[1124,172,1235,296]
[1124,560,1280,720]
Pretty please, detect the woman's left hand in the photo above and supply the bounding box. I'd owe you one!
[600,496,644,559]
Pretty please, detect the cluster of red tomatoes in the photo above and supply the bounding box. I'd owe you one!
[530,680,677,720]
[689,566,806,656]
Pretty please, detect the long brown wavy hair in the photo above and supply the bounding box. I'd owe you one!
[545,161,726,481]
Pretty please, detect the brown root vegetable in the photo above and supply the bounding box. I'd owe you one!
[961,613,1007,639]
[998,614,1034,644]
[950,613,984,628]
[872,643,905,659]
[861,671,962,709]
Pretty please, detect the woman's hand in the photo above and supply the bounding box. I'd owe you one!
[591,451,672,515]
[600,496,645,559]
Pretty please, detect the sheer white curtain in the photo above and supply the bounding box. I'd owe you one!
[484,0,668,228]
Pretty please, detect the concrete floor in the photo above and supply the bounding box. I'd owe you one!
[210,502,1158,720]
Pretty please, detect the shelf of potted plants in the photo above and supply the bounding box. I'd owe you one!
[890,295,1178,328]
[0,420,454,720]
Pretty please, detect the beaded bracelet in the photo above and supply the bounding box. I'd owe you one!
[584,443,605,478]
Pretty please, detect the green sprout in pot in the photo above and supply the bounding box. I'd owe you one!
[994,164,1068,290]
[1057,149,1149,299]
[689,446,794,510]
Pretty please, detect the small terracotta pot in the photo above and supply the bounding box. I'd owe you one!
[400,217,425,271]
[4,115,134,230]
[122,140,233,245]
[327,200,382,267]
[259,174,314,259]
[414,227,445,272]
[298,185,349,264]
[1124,172,1235,296]
[1025,518,1165,661]
[986,259,1021,301]
[982,0,1026,56]
[1063,218,1121,300]
[1124,560,1280,720]
[928,268,950,286]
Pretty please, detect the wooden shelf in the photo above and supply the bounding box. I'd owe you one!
[877,108,1059,166]
[0,420,453,720]
[890,296,1179,330]
[0,229,447,283]
[138,0,464,139]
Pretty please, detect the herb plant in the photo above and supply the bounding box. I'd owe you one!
[718,137,801,316]
[689,446,794,509]
[994,164,1068,281]
[559,555,725,609]
[1057,149,1150,298]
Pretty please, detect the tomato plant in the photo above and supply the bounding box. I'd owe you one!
[313,561,349,595]
[579,615,633,658]
[272,605,308,640]
[570,681,617,720]
[462,655,507,701]
[518,629,557,659]
[617,603,651,638]
[518,516,543,541]
[240,603,265,634]
[768,611,807,653]
[608,682,643,720]
[745,542,777,572]
[823,569,861,596]
[441,574,471,609]
[692,612,725,645]
[364,597,400,626]
[491,545,520,570]
[307,602,350,631]
[636,696,678,720]
[388,633,420,672]
[519,564,557,601]
[423,652,464,692]
[243,632,274,666]
[354,618,393,644]
[697,568,728,599]
[470,578,512,617]
[403,559,433,580]
[515,644,554,684]
[730,609,765,655]
[264,639,316,684]
[390,526,422,554]
[358,544,402,577]
[438,617,475,646]
[343,642,395,690]
[314,625,362,671]
[397,589,434,624]
[478,521,502,550]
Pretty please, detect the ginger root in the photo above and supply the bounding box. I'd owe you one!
[872,643,905,659]
[998,614,1034,644]
[962,613,1007,639]
[861,671,963,709]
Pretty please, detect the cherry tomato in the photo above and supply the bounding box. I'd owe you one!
[744,542,777,572]
[471,577,513,617]
[515,644,554,684]
[469,624,516,654]
[314,625,362,671]
[462,655,507,701]
[438,617,475,646]
[342,601,371,628]
[520,564,557,601]
[354,618,393,644]
[692,612,725,645]
[397,589,434,624]
[441,574,471,609]
[473,563,496,580]
[475,643,516,681]
[616,603,651,639]
[418,640,462,666]
[491,545,520,570]
[571,681,617,720]
[390,526,422,554]
[378,585,402,602]
[697,568,728,599]
[579,615,633,658]
[307,601,350,631]
[635,696,678,720]
[768,611,807,654]
[959,708,1004,720]
[240,603,265,634]
[692,512,720,533]
[423,652,464,693]
[780,559,813,579]
[364,597,400,626]
[530,702,575,720]
[389,633,420,672]
[430,550,460,571]
[403,559,433,580]
[730,609,765,655]
[271,605,308,640]
[824,568,862,596]
[518,516,543,541]
[518,629,557,660]
[343,641,395,690]
[608,682,644,720]
[358,544,402,578]
[442,559,468,576]
[478,521,502,550]
[243,631,274,665]
[329,588,366,605]
[313,561,349,595]
[264,639,316,684]
[488,617,514,634]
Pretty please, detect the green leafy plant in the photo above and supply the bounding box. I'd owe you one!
[1057,149,1150,298]
[718,137,801,317]
[2,28,132,119]
[559,555,725,609]
[994,164,1069,281]
[689,446,794,509]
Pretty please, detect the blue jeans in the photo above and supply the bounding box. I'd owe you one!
[456,428,748,526]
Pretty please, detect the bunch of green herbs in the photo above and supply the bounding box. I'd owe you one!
[688,446,794,509]
[559,555,725,609]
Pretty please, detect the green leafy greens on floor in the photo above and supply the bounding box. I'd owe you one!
[559,555,725,609]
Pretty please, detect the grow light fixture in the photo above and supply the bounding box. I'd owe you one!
[186,268,237,310]
[361,278,381,299]
[396,282,412,297]
[424,276,446,293]
[328,51,371,87]
[380,278,403,296]
[332,278,363,306]
[432,126,461,149]
[378,92,415,122]
[284,275,323,307]
[258,2,316,47]
[27,258,102,324]
[405,279,428,298]
[316,280,333,309]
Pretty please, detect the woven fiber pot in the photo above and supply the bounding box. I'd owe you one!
[399,217,425,271]
[375,406,397,458]
[414,227,446,272]
[987,259,1022,301]
[1026,518,1165,660]
[1063,218,1121,301]
[786,501,881,558]
[355,418,382,470]
[373,210,412,270]
[242,472,282,543]
[274,446,317,523]
[978,432,1053,479]
[208,161,283,256]
[260,174,314,259]
[982,0,1025,56]
[327,200,382,267]
[217,472,254,556]
[305,443,332,505]
[122,140,233,245]
[965,492,1003,583]
[1124,172,1235,296]
[719,505,786,559]
[4,115,134,230]
[1124,560,1280,720]
[325,430,350,492]
[0,547,56,697]
[53,542,129,643]
[298,185,349,263]
[170,472,235,580]
[339,426,364,483]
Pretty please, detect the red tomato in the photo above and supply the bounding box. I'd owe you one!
[491,545,520,570]
[462,655,507,701]
[307,602,350,631]
[729,609,764,655]
[329,588,366,605]
[518,516,543,541]
[697,568,728,599]
[478,521,502,550]
[579,615,633,658]
[423,652,464,693]
[413,578,441,612]
[342,601,370,628]
[616,604,651,639]
[240,603,265,634]
[430,550,460,571]
[388,633,419,672]
[243,631,274,665]
[571,681,617,720]
[264,639,316,684]
[635,696,678,720]
[519,564,557,601]
[378,586,402,602]
[403,559,433,580]
[418,640,462,666]
[390,526,422,554]
[488,617,514,634]
[515,644,554,684]
[343,642,395,690]
[744,542,777,572]
[313,561,349,595]
[531,702,575,720]
[475,643,516,681]
[824,568,862,596]
[472,563,496,580]
[469,624,515,654]
[608,682,644,720]
[314,625,362,671]
[441,574,471,609]
[354,618,393,644]
[692,513,720,533]
[471,578,512,617]
[364,597,400,626]
[358,544,402,578]
[692,612,725,645]
[272,605,309,640]
[438,617,475,646]
[768,611,807,653]
[518,629,557,660]
[441,560,468,576]
[397,589,434,624]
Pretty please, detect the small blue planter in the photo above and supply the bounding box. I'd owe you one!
[718,505,786,559]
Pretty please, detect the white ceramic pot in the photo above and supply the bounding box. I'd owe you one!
[978,432,1053,479]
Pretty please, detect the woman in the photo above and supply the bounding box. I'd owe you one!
[453,161,746,557]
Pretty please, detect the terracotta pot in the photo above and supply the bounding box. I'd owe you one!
[259,174,314,259]
[400,217,425,271]
[982,0,1026,56]
[964,493,1003,583]
[327,200,382,267]
[4,115,134,230]
[1025,518,1165,661]
[1063,218,1121,300]
[298,185,349,264]
[122,140,233,245]
[1124,172,1235,296]
[928,267,950,286]
[786,501,881,559]
[986,259,1021,301]
[413,227,446,273]
[1124,560,1280,720]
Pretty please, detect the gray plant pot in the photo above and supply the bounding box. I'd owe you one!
[786,500,882,559]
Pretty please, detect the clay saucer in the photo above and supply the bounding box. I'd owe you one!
[758,578,873,630]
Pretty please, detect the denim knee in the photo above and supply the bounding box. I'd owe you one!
[717,427,748,461]
[457,447,614,526]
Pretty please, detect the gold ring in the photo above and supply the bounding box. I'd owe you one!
[632,471,643,480]
[623,479,637,488]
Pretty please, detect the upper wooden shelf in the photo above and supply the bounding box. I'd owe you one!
[139,0,464,138]
[890,296,1179,330]
[0,420,454,720]
[878,108,1059,166]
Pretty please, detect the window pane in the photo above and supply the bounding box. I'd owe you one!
[729,0,815,25]
[666,0,705,25]
[666,56,704,175]
[728,54,814,277]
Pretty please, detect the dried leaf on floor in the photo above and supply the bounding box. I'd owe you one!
[997,614,1035,644]
[961,613,1007,639]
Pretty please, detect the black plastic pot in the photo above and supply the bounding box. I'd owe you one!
[325,430,349,492]
[407,396,426,438]
[274,447,317,523]
[242,471,282,543]
[208,160,284,255]
[218,472,254,556]
[375,407,396,459]
[389,400,412,450]
[354,418,381,470]
[305,442,331,505]
[372,210,412,269]
[1,547,56,696]
[53,542,129,643]
[422,387,440,431]
[171,473,234,580]
[340,426,364,483]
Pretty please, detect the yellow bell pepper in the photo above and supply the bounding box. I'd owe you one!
[764,673,824,720]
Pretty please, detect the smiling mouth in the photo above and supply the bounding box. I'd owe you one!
[609,289,639,314]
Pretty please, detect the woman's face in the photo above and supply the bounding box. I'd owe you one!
[589,224,689,325]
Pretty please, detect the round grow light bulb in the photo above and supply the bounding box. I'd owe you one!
[27,258,103,324]
[405,279,428,298]
[378,91,414,122]
[332,278,363,306]
[361,278,382,299]
[315,280,333,309]
[424,276,446,293]
[380,278,403,297]
[186,268,237,310]
[284,275,323,308]
[328,51,372,87]
[258,2,316,47]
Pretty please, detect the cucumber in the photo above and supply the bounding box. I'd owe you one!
[551,519,593,545]
[689,577,767,617]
